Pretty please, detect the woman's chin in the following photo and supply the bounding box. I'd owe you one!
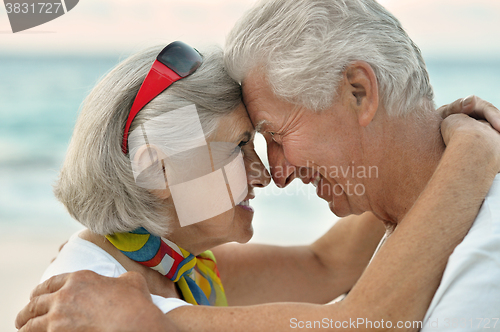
[235,225,254,244]
[235,201,255,219]
[233,205,254,243]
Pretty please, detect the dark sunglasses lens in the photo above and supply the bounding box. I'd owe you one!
[157,41,202,77]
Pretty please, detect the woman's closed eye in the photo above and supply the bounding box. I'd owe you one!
[238,139,250,148]
[233,139,250,155]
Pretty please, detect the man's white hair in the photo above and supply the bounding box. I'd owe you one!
[54,45,241,236]
[225,0,435,116]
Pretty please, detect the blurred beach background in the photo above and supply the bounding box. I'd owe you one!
[1,0,499,330]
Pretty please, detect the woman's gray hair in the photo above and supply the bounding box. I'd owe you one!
[225,0,435,116]
[54,45,241,236]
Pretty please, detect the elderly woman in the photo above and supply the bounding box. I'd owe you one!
[26,40,500,331]
[42,42,274,310]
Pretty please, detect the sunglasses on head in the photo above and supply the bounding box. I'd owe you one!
[122,41,203,154]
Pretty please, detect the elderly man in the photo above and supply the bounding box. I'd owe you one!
[16,0,500,331]
[223,0,500,329]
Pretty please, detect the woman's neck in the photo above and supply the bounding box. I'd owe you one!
[79,229,181,299]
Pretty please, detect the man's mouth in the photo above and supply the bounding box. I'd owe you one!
[302,169,340,211]
[312,171,321,187]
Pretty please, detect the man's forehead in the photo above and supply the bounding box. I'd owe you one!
[254,120,269,133]
[241,69,270,102]
[241,71,281,127]
[246,108,272,131]
[242,69,307,133]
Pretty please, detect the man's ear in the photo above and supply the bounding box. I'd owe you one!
[133,144,171,200]
[343,61,379,127]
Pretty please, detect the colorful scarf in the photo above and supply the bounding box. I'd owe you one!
[106,227,227,306]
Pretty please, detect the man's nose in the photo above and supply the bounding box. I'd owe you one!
[248,164,271,188]
[268,142,296,188]
[246,151,271,188]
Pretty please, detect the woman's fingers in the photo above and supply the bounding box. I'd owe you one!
[440,114,466,146]
[441,113,500,173]
[438,96,500,132]
[15,294,51,330]
[463,96,500,132]
[441,114,492,146]
[437,96,471,118]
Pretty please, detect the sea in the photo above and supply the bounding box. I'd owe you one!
[1,55,500,245]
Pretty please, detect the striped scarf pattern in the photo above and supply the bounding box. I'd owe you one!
[106,227,227,306]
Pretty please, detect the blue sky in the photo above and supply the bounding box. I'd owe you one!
[1,0,499,59]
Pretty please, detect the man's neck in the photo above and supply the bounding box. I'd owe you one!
[367,111,445,224]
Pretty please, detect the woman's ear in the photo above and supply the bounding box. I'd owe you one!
[343,61,379,127]
[133,144,171,200]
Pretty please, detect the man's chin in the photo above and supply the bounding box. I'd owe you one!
[327,199,351,218]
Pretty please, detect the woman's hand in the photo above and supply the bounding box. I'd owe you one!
[441,114,500,173]
[438,95,500,132]
[438,96,500,172]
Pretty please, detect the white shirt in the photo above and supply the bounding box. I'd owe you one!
[422,174,500,331]
[41,231,191,314]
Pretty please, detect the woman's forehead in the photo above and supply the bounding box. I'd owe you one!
[212,104,255,141]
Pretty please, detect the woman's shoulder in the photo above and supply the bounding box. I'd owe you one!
[42,231,192,314]
[40,230,127,283]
